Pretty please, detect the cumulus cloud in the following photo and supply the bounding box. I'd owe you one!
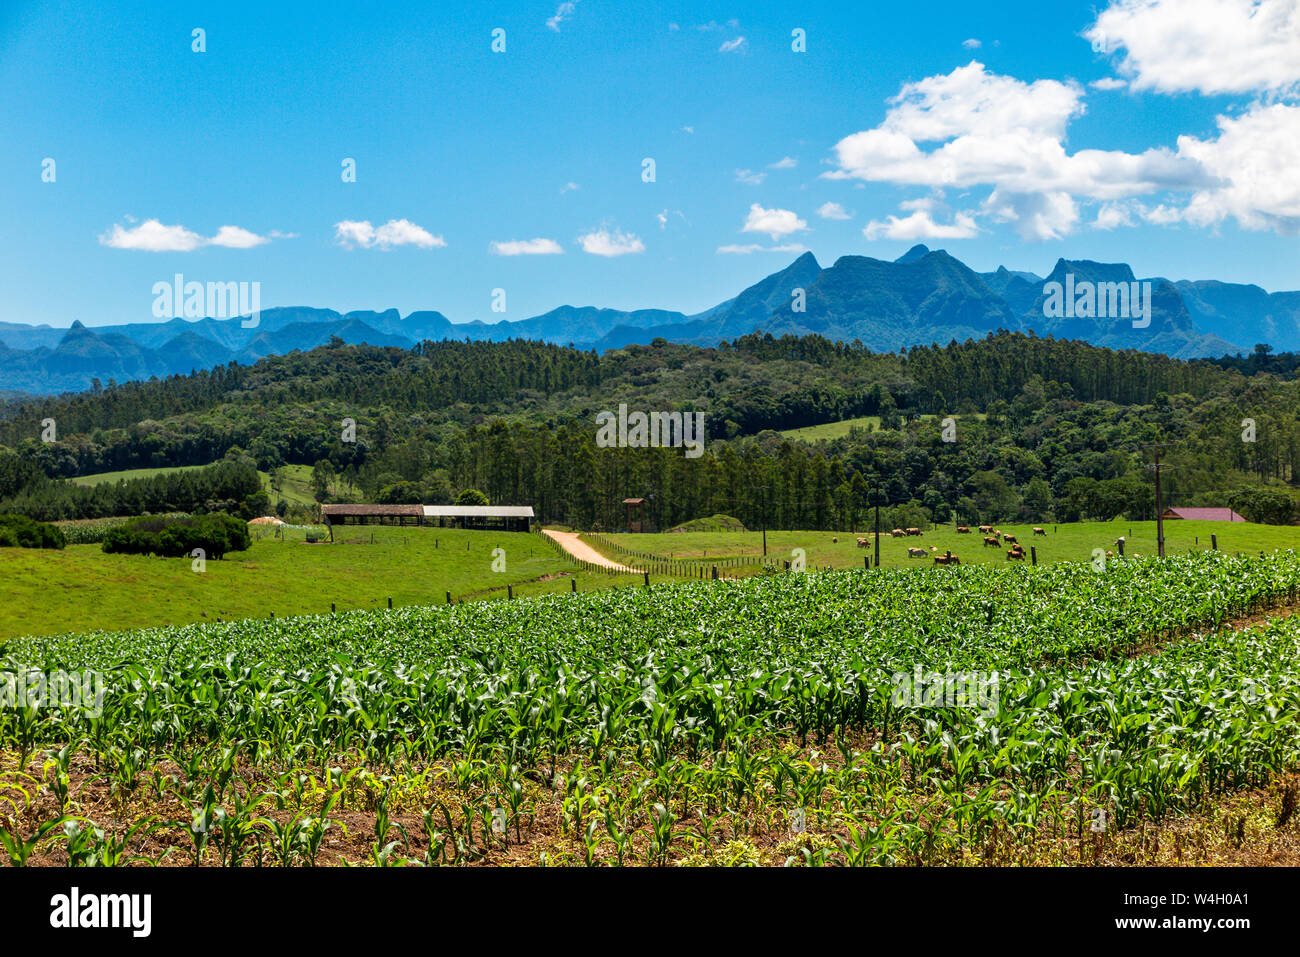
[741,203,809,240]
[719,36,747,53]
[490,238,564,255]
[816,202,851,220]
[822,60,1236,239]
[734,169,767,185]
[334,219,445,249]
[577,227,645,256]
[769,156,798,169]
[963,38,982,49]
[1089,77,1128,90]
[1084,0,1300,95]
[864,209,980,240]
[99,219,276,252]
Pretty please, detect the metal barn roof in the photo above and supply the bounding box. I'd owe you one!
[422,506,536,518]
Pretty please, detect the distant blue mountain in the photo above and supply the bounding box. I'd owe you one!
[0,244,1289,394]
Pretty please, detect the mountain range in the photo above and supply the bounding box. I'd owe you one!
[1,246,1292,395]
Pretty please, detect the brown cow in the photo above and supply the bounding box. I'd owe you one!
[891,529,906,537]
[907,547,927,558]
[983,536,1000,547]
[905,527,921,536]
[1007,548,1025,560]
[978,525,992,534]
[1003,534,1018,545]
[856,537,869,548]
[934,554,961,565]
[956,526,971,533]
[1033,527,1046,536]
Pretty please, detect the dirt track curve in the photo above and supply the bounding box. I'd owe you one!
[542,529,636,572]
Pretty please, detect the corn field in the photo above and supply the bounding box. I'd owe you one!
[2,551,1300,866]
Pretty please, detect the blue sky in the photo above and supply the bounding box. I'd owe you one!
[3,0,1299,328]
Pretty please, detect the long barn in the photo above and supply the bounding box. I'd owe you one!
[321,504,535,535]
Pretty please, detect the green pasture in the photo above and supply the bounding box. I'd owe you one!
[0,526,654,640]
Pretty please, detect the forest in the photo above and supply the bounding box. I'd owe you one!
[0,332,1296,530]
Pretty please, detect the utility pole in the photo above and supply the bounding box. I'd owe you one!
[874,493,881,569]
[761,485,768,557]
[1143,444,1172,558]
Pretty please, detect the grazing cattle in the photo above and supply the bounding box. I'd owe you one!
[891,529,906,537]
[1006,548,1025,560]
[934,554,961,565]
[906,527,922,536]
[856,537,869,548]
[1003,534,1018,545]
[978,525,992,534]
[832,537,838,544]
[1033,527,1046,536]
[956,526,971,534]
[983,536,1000,547]
[907,547,927,559]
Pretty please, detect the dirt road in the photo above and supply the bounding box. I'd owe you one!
[542,529,636,572]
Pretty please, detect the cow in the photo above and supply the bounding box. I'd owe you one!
[905,527,922,536]
[1003,534,1018,545]
[832,537,838,544]
[934,554,961,565]
[1007,548,1025,560]
[891,529,906,538]
[978,525,992,534]
[907,547,927,559]
[1033,527,1046,536]
[856,537,869,548]
[983,536,1000,547]
[956,526,971,534]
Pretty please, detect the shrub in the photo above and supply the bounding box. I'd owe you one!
[0,514,65,549]
[102,513,251,559]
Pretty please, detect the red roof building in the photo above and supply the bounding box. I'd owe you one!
[1161,507,1247,522]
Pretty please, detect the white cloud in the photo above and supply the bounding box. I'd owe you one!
[680,125,695,134]
[864,209,980,240]
[490,238,564,255]
[1176,102,1300,232]
[734,168,766,185]
[577,227,645,256]
[963,38,982,49]
[823,61,1223,239]
[547,1,578,32]
[769,156,798,169]
[560,181,580,194]
[717,243,808,254]
[334,219,445,249]
[816,201,851,220]
[1089,77,1128,90]
[741,203,809,240]
[1084,0,1300,95]
[1092,201,1138,229]
[719,36,747,53]
[99,219,276,252]
[209,225,271,248]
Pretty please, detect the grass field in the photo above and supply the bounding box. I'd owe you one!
[592,519,1298,571]
[778,412,986,443]
[70,462,335,511]
[0,526,655,640]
